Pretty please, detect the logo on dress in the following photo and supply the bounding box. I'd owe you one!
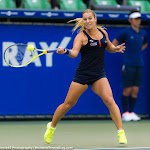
[89,39,94,42]
[90,42,97,46]
[104,40,107,43]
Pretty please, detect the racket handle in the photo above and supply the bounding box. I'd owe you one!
[47,48,68,53]
[47,49,58,53]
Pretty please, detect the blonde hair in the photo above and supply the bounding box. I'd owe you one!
[68,9,104,33]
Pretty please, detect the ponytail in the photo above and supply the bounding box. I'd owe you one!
[67,9,105,33]
[67,18,84,33]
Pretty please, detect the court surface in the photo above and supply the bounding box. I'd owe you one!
[0,120,150,150]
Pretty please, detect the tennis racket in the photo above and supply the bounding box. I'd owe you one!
[3,43,58,67]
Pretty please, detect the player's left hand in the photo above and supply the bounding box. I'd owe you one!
[114,43,125,53]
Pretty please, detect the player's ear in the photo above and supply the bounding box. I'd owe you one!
[128,18,132,24]
[95,17,97,23]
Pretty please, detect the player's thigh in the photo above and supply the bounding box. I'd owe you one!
[64,81,88,105]
[91,77,113,101]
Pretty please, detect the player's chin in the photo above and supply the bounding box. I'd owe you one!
[85,25,92,30]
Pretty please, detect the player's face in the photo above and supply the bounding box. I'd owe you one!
[83,12,97,30]
[130,18,141,28]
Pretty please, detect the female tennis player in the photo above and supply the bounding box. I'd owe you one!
[44,9,127,144]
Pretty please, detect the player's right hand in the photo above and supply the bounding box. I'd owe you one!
[56,47,66,54]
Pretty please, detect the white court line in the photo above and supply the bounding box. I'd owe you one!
[75,147,150,150]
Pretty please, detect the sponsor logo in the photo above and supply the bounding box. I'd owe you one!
[90,42,97,46]
[146,15,150,19]
[63,13,75,17]
[0,11,18,16]
[108,14,119,18]
[89,39,94,42]
[24,12,36,16]
[95,13,103,18]
[41,12,58,17]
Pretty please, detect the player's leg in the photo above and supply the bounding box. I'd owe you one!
[51,81,88,127]
[91,77,127,144]
[91,77,122,130]
[44,81,88,143]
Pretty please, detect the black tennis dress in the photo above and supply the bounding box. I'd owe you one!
[73,28,108,85]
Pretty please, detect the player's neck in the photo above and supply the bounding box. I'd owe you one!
[86,27,98,35]
[131,25,139,33]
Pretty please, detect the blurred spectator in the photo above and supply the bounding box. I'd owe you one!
[116,0,123,4]
[82,0,90,7]
[47,0,60,10]
[116,0,128,5]
[13,0,23,8]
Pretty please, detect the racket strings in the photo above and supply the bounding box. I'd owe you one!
[5,44,34,67]
[15,46,26,65]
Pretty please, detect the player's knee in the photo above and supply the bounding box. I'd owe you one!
[104,96,115,108]
[64,102,76,110]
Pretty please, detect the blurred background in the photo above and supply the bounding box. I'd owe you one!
[0,0,149,121]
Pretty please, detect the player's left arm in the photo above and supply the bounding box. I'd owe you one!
[102,29,125,53]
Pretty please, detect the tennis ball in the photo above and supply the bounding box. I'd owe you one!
[27,45,34,51]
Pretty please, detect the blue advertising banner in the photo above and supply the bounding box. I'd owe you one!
[0,9,150,21]
[0,24,149,116]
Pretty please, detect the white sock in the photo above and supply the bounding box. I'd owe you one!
[50,123,56,129]
[118,129,124,133]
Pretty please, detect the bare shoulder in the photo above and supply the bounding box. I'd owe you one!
[74,31,87,47]
[74,32,87,43]
[101,28,108,37]
[75,32,85,39]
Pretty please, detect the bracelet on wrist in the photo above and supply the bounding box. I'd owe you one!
[65,49,71,55]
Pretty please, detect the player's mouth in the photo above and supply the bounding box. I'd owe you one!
[85,23,92,28]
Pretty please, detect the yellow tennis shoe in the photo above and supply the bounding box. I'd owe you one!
[44,122,56,143]
[118,130,127,144]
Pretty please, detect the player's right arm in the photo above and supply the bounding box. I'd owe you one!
[57,32,83,59]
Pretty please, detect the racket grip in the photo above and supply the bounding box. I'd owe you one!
[47,48,67,53]
[47,49,58,53]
